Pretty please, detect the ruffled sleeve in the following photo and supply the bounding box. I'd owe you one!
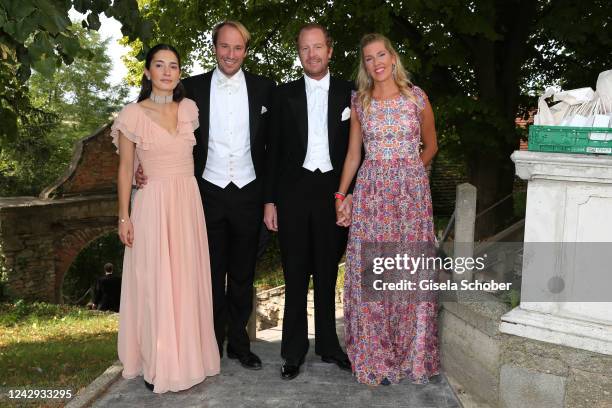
[110,103,151,154]
[411,86,427,113]
[177,98,199,146]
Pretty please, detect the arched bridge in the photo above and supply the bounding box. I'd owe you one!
[0,125,118,303]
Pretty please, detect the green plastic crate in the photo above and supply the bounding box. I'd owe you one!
[528,125,612,155]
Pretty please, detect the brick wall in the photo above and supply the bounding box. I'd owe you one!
[40,124,118,199]
[1,122,120,302]
[0,196,117,302]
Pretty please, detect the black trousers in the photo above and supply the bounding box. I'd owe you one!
[198,178,262,356]
[277,169,348,362]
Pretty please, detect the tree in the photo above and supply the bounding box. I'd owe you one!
[29,25,129,141]
[119,0,611,237]
[0,0,148,196]
[0,24,128,196]
[0,0,151,142]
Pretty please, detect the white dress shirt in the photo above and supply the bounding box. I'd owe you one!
[302,72,333,173]
[204,67,256,188]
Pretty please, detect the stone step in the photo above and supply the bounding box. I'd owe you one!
[92,313,461,408]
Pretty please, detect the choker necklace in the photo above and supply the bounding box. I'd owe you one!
[150,92,173,104]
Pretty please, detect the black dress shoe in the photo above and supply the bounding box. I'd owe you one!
[321,354,352,371]
[281,358,304,381]
[227,349,262,370]
[144,379,154,391]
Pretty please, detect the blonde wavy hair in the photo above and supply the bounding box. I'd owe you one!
[356,33,415,114]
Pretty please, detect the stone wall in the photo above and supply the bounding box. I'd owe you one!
[500,335,612,408]
[440,292,510,407]
[254,285,343,331]
[440,292,612,408]
[0,121,120,302]
[255,285,286,331]
[0,195,117,302]
[40,125,117,199]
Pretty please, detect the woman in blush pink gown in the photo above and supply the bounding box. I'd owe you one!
[112,44,220,393]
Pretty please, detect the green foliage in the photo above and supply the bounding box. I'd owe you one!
[501,288,521,309]
[513,189,527,219]
[0,24,128,196]
[120,0,610,233]
[0,79,60,195]
[0,299,91,326]
[254,233,283,289]
[0,245,7,300]
[29,25,129,140]
[0,0,151,142]
[62,233,124,304]
[0,300,118,395]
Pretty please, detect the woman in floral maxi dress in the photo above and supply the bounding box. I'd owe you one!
[335,33,439,386]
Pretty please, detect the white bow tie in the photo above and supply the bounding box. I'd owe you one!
[310,82,328,93]
[217,75,241,91]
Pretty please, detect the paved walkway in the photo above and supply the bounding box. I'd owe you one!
[94,312,460,407]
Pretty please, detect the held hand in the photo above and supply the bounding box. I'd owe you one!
[337,195,353,227]
[263,203,278,232]
[135,164,147,189]
[118,218,134,247]
[335,199,349,227]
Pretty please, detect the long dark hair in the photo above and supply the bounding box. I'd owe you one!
[137,44,186,102]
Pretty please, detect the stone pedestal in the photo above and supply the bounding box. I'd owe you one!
[500,151,612,356]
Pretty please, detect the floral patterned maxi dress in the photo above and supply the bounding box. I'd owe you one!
[344,87,440,385]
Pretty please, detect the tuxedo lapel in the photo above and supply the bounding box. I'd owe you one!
[245,72,260,147]
[197,71,213,146]
[327,77,344,154]
[288,78,308,149]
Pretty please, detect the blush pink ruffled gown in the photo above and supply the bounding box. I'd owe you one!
[111,98,220,393]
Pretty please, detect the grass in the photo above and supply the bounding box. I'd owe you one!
[0,300,118,408]
[254,264,284,290]
[0,233,343,406]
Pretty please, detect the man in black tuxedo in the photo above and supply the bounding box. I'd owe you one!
[139,21,274,370]
[264,23,353,380]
